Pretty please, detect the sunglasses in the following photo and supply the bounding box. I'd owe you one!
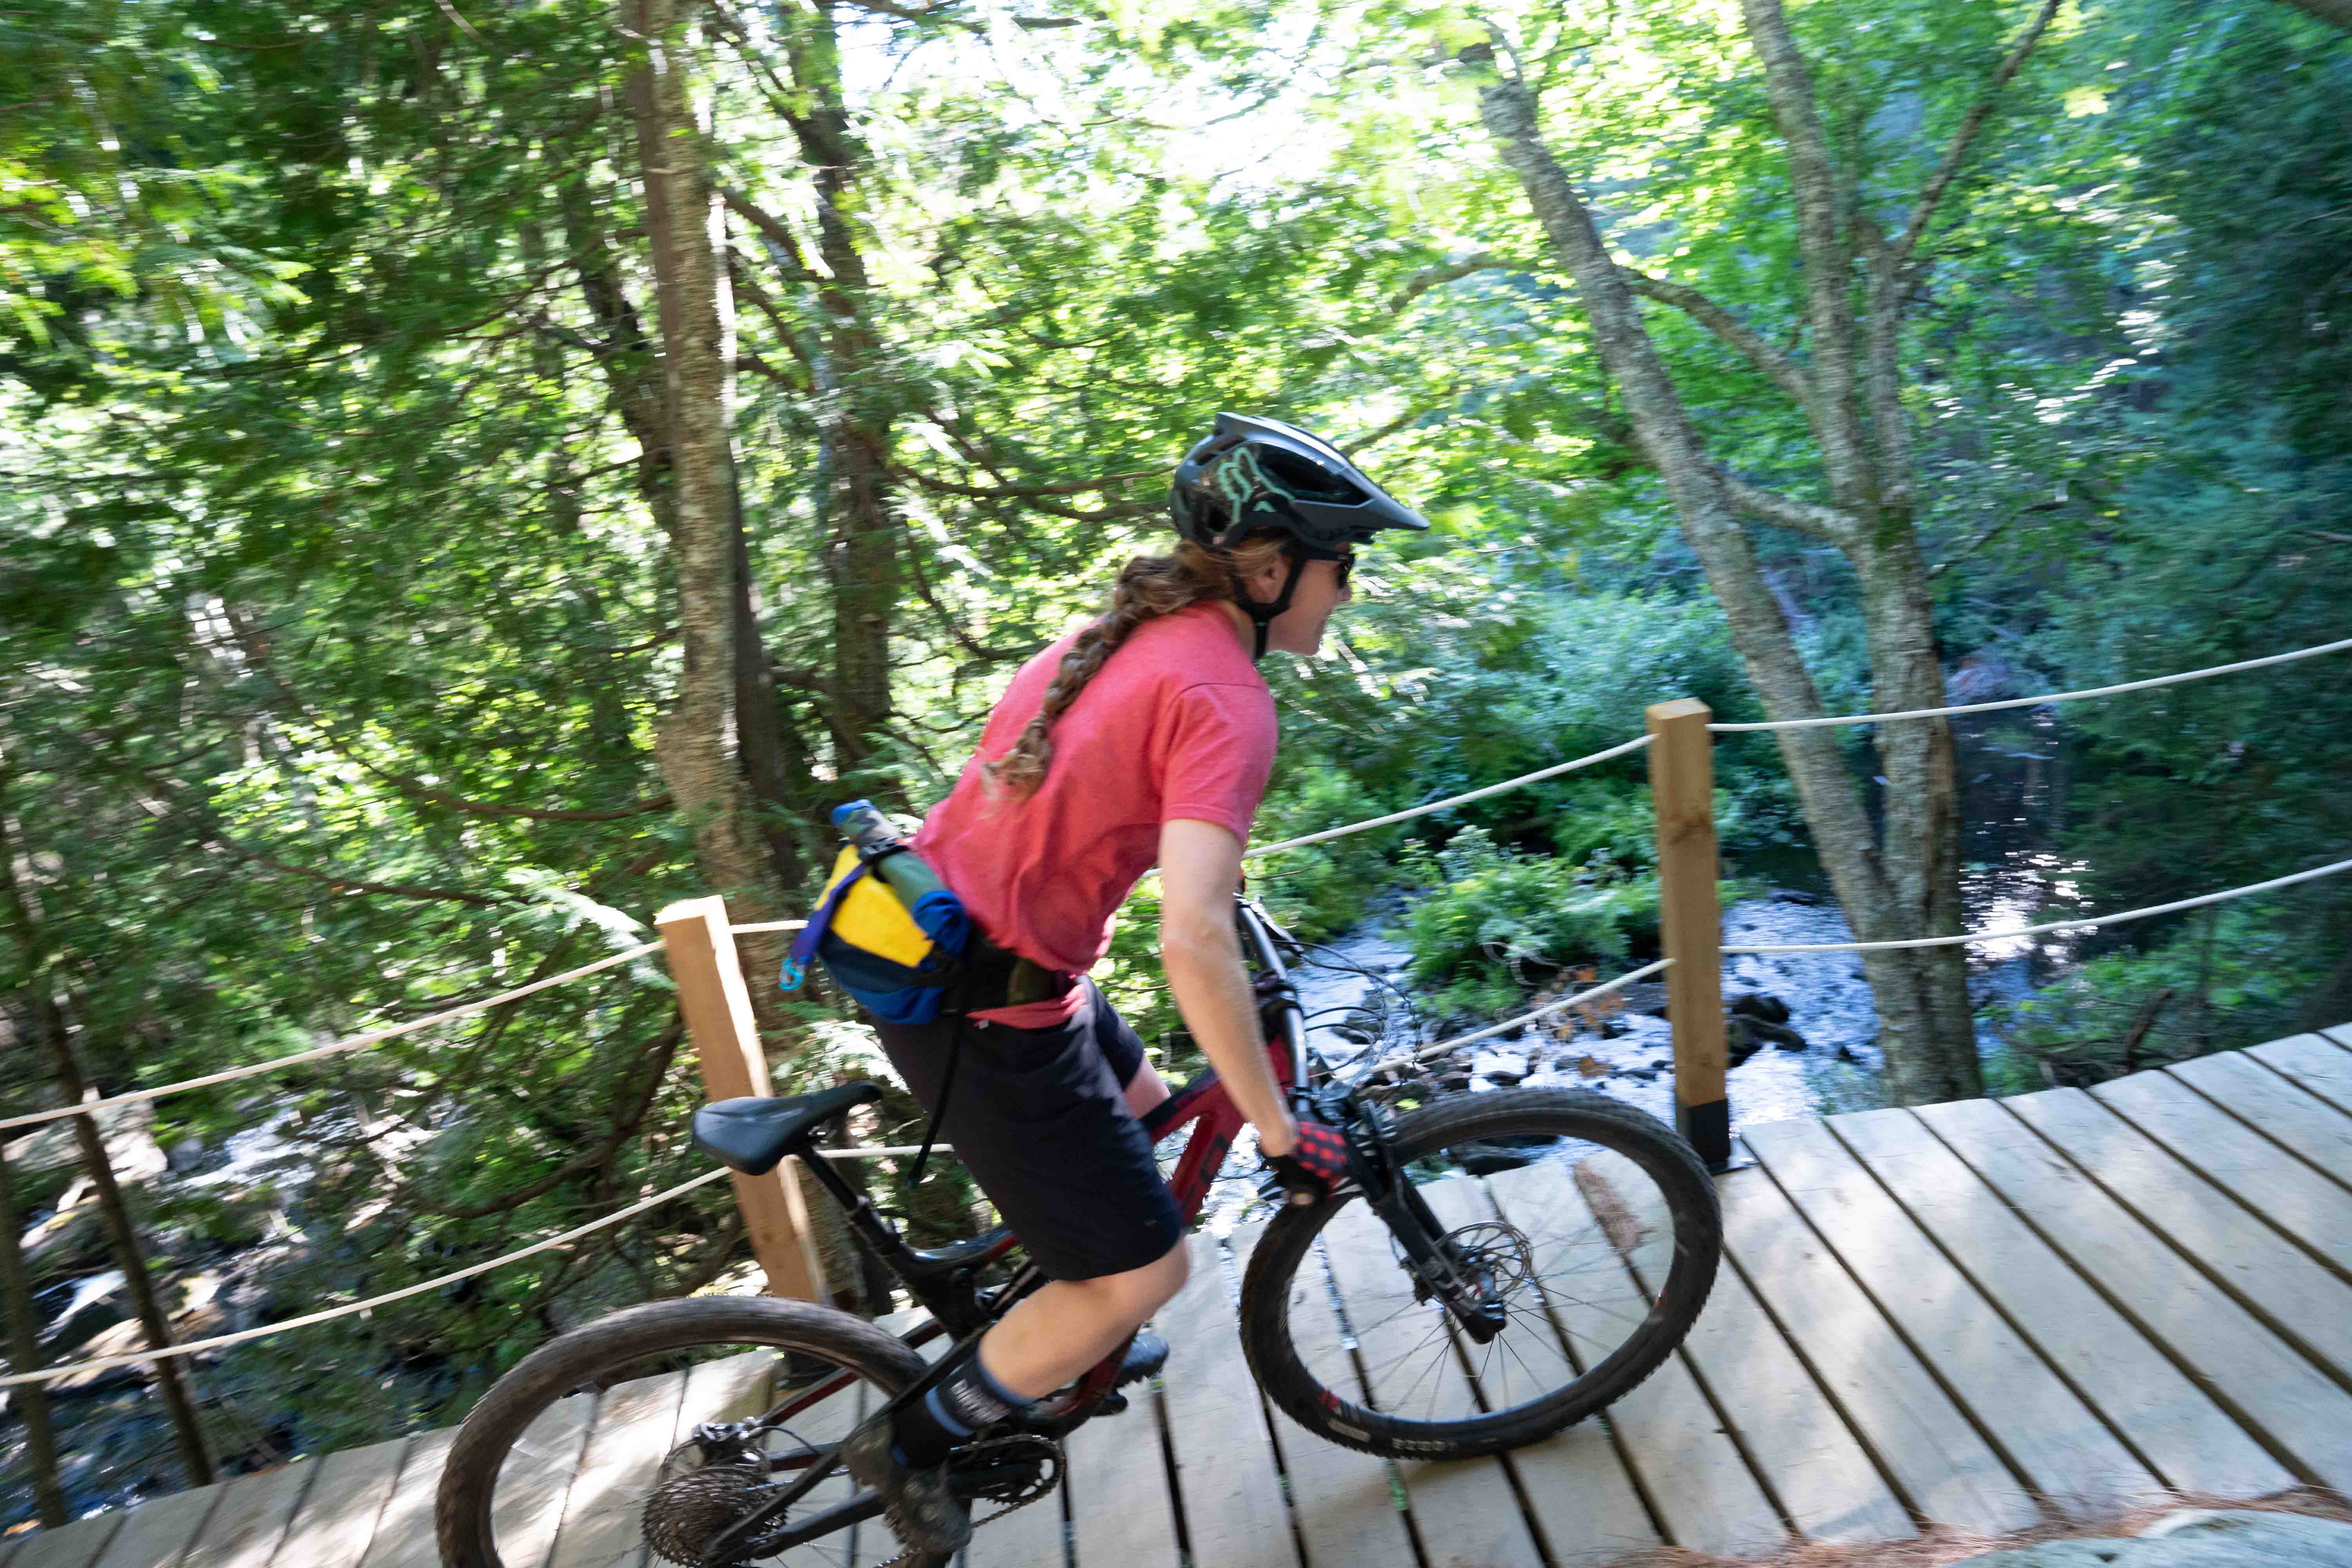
[1302,547,1356,589]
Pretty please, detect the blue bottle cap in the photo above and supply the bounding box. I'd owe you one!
[829,800,876,828]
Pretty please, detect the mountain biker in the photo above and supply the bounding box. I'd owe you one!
[845,412,1431,1555]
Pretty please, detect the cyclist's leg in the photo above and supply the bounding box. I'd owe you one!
[874,978,1187,1399]
[976,1237,1185,1394]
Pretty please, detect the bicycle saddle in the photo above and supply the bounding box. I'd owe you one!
[693,1083,883,1175]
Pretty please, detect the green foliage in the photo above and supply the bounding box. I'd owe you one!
[1982,904,2334,1096]
[1396,828,1664,1023]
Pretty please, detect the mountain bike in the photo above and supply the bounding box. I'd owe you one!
[436,895,1722,1568]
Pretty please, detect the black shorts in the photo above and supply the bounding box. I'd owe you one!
[873,978,1185,1282]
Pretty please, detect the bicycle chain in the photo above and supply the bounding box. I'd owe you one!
[863,1432,1064,1568]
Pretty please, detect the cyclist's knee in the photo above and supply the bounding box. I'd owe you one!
[1083,1241,1187,1324]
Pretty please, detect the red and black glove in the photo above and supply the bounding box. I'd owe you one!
[1265,1118,1351,1206]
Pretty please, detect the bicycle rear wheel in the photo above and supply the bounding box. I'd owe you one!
[1238,1086,1720,1459]
[435,1297,940,1568]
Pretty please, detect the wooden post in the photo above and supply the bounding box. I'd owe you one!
[1647,699,1732,1171]
[657,897,829,1302]
[0,1142,69,1525]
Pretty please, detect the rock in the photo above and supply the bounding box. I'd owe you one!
[1725,1018,1765,1070]
[1835,1044,1860,1063]
[21,1201,108,1274]
[1725,1009,1808,1052]
[1730,993,1791,1025]
[1473,1050,1528,1086]
[1623,1066,1659,1081]
[1573,1055,1608,1078]
[1948,1509,2352,1565]
[1437,1071,1472,1095]
[165,1137,208,1174]
[3,1099,167,1191]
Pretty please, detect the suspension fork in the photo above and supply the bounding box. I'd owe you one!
[1334,1091,1508,1345]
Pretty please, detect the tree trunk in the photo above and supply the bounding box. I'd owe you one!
[777,11,897,776]
[1473,49,1987,1102]
[624,0,789,955]
[0,1137,69,1526]
[0,794,216,1486]
[623,5,864,1305]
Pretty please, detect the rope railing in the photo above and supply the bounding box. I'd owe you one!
[1724,855,2352,956]
[1708,633,2352,733]
[1355,958,1672,1080]
[0,940,666,1135]
[0,1166,732,1392]
[1245,734,1655,860]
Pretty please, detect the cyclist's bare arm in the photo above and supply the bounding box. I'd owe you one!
[1159,817,1299,1159]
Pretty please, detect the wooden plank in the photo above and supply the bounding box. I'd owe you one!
[2254,1032,2352,1118]
[1829,1107,2292,1500]
[1151,1230,1296,1568]
[1484,1160,1781,1560]
[89,1479,222,1568]
[1587,1149,1916,1546]
[265,1436,408,1568]
[9,1513,126,1568]
[2006,1087,2352,1379]
[776,1356,869,1568]
[2170,1050,2352,1191]
[1914,1095,2352,1490]
[1316,1189,1544,1568]
[358,1427,459,1568]
[178,1463,316,1568]
[1715,1156,2042,1533]
[486,1394,598,1568]
[1063,1391,1182,1568]
[1746,1116,2162,1517]
[1419,1173,1662,1567]
[547,1369,690,1568]
[1227,1220,1417,1568]
[2096,1068,2352,1277]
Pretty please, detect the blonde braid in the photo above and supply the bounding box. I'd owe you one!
[984,530,1291,797]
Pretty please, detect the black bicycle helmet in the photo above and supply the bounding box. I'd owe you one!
[1169,412,1430,657]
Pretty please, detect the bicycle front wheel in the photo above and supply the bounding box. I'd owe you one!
[435,1296,938,1568]
[1238,1086,1720,1459]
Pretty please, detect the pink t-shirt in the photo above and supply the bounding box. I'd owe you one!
[913,602,1279,1027]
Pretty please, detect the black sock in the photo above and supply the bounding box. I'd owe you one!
[891,1354,1024,1468]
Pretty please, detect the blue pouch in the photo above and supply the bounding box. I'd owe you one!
[783,846,972,1025]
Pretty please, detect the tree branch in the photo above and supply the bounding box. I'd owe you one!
[1737,0,1871,506]
[1626,270,1817,412]
[896,461,1162,521]
[1719,474,1860,541]
[1386,252,1515,314]
[715,186,814,282]
[1889,0,2065,276]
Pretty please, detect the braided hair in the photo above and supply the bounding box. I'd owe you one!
[984,529,1293,797]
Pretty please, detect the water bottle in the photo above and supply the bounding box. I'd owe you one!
[830,800,948,906]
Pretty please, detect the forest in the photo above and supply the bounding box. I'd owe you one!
[3,0,2350,1528]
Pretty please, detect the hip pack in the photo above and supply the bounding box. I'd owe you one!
[782,845,973,1025]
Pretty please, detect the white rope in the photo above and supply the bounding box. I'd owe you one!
[1246,734,1655,860]
[0,941,666,1135]
[0,1167,731,1392]
[813,1143,945,1159]
[1356,959,1673,1079]
[729,920,808,934]
[1722,856,2352,955]
[1708,634,2352,732]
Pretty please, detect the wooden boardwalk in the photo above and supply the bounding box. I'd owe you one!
[12,1026,2352,1568]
